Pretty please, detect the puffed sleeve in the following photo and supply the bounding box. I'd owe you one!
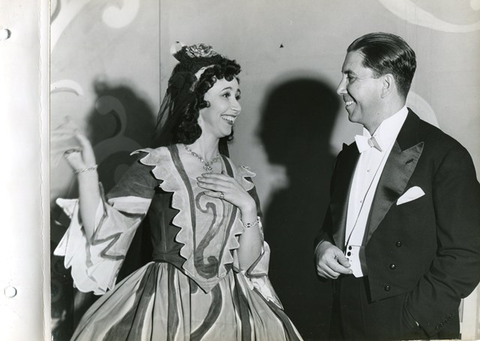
[54,151,159,295]
[230,164,283,308]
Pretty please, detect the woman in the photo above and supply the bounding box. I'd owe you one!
[54,43,303,340]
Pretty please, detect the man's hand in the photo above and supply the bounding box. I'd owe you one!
[315,241,353,279]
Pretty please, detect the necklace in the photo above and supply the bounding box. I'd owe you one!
[184,145,221,173]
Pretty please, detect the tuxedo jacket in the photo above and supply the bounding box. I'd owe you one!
[317,110,480,336]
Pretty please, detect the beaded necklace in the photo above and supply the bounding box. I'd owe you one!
[184,145,221,173]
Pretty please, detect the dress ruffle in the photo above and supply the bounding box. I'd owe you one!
[55,146,301,340]
[54,196,151,294]
[134,147,270,295]
[55,146,281,308]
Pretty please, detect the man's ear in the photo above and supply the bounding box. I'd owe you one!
[381,74,395,98]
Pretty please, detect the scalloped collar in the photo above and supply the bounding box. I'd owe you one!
[132,145,256,292]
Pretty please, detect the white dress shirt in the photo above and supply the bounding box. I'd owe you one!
[345,107,408,277]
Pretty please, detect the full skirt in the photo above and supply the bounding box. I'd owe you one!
[71,262,302,340]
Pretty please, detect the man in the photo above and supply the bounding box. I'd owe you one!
[315,32,480,340]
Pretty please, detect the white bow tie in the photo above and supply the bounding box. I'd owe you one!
[355,135,382,153]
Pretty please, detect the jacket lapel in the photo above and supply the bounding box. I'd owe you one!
[363,111,424,244]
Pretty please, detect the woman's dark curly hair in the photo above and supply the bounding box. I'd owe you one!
[152,45,241,152]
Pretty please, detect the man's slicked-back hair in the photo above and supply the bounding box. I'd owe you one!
[347,32,416,99]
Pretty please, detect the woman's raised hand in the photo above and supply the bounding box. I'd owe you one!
[196,172,257,217]
[64,132,97,174]
[198,172,262,268]
[53,119,101,239]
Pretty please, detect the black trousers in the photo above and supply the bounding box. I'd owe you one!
[329,275,437,341]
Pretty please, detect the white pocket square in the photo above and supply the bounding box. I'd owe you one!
[397,186,425,205]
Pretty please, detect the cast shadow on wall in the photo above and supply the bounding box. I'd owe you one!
[50,81,156,340]
[258,77,340,340]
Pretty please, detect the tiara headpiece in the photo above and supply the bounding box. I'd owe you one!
[171,42,222,62]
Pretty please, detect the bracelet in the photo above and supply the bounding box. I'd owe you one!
[74,165,98,174]
[242,217,261,229]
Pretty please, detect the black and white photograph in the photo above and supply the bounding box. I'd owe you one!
[1,1,480,340]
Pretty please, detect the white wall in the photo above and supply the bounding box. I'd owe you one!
[1,0,479,339]
[160,0,480,208]
[159,4,480,337]
[0,0,49,340]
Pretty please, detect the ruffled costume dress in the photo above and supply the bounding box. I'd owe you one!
[54,145,303,341]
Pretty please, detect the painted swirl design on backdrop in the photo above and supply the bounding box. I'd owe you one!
[51,0,140,51]
[102,0,140,28]
[379,0,480,32]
